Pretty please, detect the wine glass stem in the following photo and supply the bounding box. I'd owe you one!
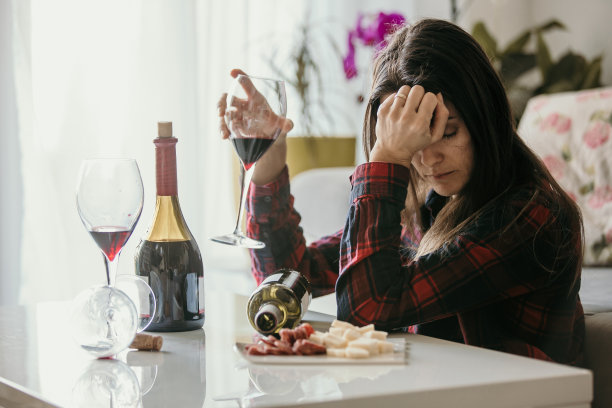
[103,253,120,287]
[233,165,256,236]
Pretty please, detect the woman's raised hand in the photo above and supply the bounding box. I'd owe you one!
[370,85,448,168]
[217,69,293,185]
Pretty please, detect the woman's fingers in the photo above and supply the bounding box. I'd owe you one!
[237,74,259,98]
[280,118,294,133]
[429,93,449,142]
[217,92,227,116]
[391,85,411,109]
[405,85,425,111]
[229,96,249,111]
[230,68,260,99]
[217,93,230,139]
[417,92,438,118]
[230,68,248,78]
[377,90,396,117]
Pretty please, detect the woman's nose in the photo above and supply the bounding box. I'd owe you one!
[419,144,443,167]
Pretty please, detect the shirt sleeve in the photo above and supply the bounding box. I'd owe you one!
[337,162,562,331]
[246,166,341,297]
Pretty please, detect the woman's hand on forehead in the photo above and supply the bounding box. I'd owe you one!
[370,85,449,167]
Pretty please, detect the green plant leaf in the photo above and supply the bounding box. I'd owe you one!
[541,52,587,92]
[472,22,498,59]
[536,19,566,32]
[535,31,553,78]
[580,55,603,89]
[500,52,537,84]
[501,31,531,56]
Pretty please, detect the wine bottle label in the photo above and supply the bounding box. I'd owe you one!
[198,276,205,315]
[186,273,198,315]
[137,275,151,318]
[154,137,178,196]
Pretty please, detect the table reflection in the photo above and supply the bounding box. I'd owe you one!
[72,359,141,408]
[138,330,206,407]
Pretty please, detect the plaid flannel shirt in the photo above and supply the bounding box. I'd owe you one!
[246,163,585,365]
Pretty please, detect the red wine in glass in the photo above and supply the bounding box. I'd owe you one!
[231,137,275,170]
[89,226,133,262]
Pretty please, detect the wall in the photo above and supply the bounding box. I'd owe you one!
[0,0,22,306]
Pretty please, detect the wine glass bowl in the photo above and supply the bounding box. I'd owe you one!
[211,74,287,249]
[115,274,156,332]
[76,158,144,284]
[70,285,138,358]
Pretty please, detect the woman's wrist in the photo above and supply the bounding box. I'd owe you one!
[369,146,413,169]
[252,138,287,185]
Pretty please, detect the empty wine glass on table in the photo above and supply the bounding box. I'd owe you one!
[73,158,155,358]
[211,74,287,249]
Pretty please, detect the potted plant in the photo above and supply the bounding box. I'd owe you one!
[264,15,355,178]
[263,10,406,178]
[471,19,603,122]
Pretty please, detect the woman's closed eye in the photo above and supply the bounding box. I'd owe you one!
[443,131,457,138]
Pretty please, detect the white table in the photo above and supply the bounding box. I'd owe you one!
[0,273,593,408]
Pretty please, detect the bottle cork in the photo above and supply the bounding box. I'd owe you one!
[129,333,163,351]
[158,121,173,138]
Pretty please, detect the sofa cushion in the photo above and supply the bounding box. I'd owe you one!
[580,267,612,314]
[518,87,612,265]
[291,167,353,243]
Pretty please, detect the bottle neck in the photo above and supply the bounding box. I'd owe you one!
[255,303,285,334]
[154,137,178,196]
[146,196,191,242]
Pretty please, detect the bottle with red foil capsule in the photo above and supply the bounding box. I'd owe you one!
[135,121,204,332]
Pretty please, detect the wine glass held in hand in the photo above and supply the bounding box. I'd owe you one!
[211,74,287,249]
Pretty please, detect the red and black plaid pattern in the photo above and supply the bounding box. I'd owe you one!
[246,163,584,365]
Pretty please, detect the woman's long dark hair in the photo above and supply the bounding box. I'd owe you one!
[363,19,583,282]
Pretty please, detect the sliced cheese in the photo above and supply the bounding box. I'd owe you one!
[329,327,346,337]
[326,348,346,358]
[345,347,370,359]
[348,337,379,355]
[308,333,324,345]
[363,330,388,341]
[357,323,375,333]
[323,333,347,348]
[331,320,356,330]
[342,328,362,341]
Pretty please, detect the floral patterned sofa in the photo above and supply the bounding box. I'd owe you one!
[291,87,612,408]
[518,87,612,408]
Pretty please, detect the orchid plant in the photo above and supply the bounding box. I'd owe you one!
[343,11,406,81]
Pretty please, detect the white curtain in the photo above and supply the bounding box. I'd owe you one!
[11,0,422,304]
[12,0,253,303]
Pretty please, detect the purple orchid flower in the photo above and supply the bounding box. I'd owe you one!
[343,31,358,79]
[343,11,406,80]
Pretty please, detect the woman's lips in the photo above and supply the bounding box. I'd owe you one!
[430,171,454,180]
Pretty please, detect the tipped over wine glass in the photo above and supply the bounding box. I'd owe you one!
[73,158,156,357]
[211,74,287,249]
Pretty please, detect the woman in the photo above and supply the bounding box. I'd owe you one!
[218,19,585,365]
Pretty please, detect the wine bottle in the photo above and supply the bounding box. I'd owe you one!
[135,121,204,332]
[246,269,311,335]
